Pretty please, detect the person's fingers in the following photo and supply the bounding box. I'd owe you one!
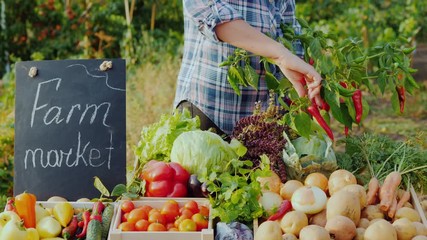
[291,80,307,97]
[308,85,322,101]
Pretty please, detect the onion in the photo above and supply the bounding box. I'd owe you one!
[291,186,327,214]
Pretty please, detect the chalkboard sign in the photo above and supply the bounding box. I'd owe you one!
[14,59,126,201]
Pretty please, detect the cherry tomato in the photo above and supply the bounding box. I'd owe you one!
[119,222,136,231]
[147,222,166,231]
[135,219,149,231]
[161,200,180,223]
[179,207,194,219]
[121,212,130,222]
[147,180,173,197]
[127,208,148,223]
[199,205,210,217]
[174,214,190,228]
[191,213,209,231]
[169,162,190,183]
[166,222,175,230]
[120,200,135,213]
[148,211,167,225]
[184,200,199,214]
[138,205,153,215]
[178,219,197,232]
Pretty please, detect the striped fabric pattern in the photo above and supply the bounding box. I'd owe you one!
[174,0,303,135]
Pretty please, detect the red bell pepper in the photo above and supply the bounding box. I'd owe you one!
[140,160,190,197]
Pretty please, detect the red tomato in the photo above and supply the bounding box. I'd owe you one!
[148,211,167,225]
[142,161,174,182]
[119,222,135,231]
[120,200,135,213]
[127,208,148,224]
[199,205,210,217]
[191,213,209,231]
[168,182,187,197]
[147,222,166,231]
[178,219,197,232]
[161,200,180,223]
[169,162,190,183]
[166,222,175,230]
[146,180,173,197]
[184,200,199,214]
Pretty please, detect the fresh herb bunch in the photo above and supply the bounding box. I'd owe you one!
[336,132,427,193]
[232,92,292,182]
[199,155,273,223]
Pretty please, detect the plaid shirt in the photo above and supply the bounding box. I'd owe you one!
[174,0,303,135]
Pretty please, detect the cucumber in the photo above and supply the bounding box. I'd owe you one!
[101,204,115,239]
[86,219,102,240]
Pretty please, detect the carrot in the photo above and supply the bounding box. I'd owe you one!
[396,190,411,210]
[387,193,398,218]
[379,171,402,212]
[366,177,380,205]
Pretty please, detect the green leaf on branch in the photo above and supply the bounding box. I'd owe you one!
[227,66,242,95]
[244,64,259,90]
[111,184,127,197]
[94,176,110,197]
[294,111,312,138]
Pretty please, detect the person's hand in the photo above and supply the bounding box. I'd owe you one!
[274,49,323,106]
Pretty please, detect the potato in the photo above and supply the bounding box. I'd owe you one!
[395,207,421,222]
[328,169,357,196]
[358,218,370,229]
[299,225,330,240]
[354,227,366,240]
[310,209,327,227]
[413,222,427,236]
[254,221,282,240]
[280,210,308,236]
[47,196,68,202]
[413,236,427,240]
[392,218,417,240]
[341,184,367,208]
[361,205,384,221]
[282,233,298,240]
[369,218,383,226]
[403,202,413,208]
[327,189,361,225]
[364,219,397,240]
[325,215,356,240]
[280,180,304,200]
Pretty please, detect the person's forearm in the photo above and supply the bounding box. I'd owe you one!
[215,19,290,60]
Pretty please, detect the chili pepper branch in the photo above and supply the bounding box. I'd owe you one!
[220,17,419,140]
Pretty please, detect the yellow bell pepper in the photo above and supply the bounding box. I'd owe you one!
[0,211,21,227]
[0,220,28,240]
[36,216,61,238]
[52,202,73,227]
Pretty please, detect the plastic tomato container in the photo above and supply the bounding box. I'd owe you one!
[108,197,214,240]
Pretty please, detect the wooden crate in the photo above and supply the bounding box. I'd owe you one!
[108,197,214,240]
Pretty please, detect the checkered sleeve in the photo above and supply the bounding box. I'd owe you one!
[281,1,304,57]
[183,0,244,42]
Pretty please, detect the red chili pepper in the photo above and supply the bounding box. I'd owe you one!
[62,215,78,239]
[309,58,315,66]
[319,98,330,112]
[307,102,334,141]
[300,76,307,87]
[352,89,363,124]
[90,201,105,222]
[396,86,405,113]
[267,200,292,221]
[5,197,17,213]
[344,126,349,137]
[76,210,90,238]
[339,81,348,88]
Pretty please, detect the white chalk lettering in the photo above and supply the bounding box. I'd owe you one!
[80,102,111,127]
[31,78,61,127]
[44,106,64,125]
[23,131,113,170]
